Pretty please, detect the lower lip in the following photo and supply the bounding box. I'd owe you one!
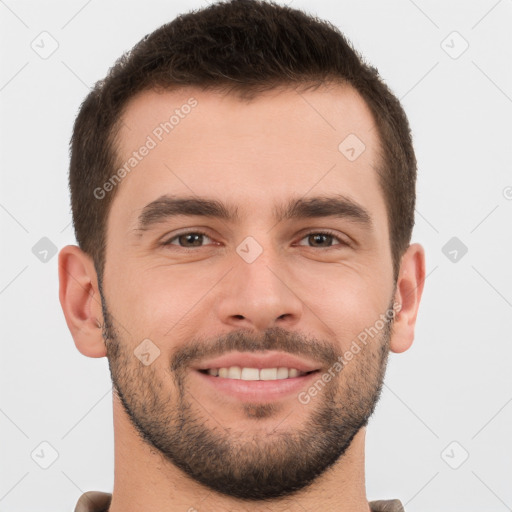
[194,370,321,401]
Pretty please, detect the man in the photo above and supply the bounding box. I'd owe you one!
[59,0,425,510]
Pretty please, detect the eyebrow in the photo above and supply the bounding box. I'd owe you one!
[133,194,373,233]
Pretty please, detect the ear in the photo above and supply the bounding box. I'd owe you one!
[390,243,426,354]
[58,245,107,358]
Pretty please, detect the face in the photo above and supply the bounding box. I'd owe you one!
[99,84,397,500]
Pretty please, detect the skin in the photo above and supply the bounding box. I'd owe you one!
[59,84,425,512]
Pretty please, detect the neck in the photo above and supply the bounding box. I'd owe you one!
[108,396,371,512]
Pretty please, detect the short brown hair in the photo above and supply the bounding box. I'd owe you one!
[69,0,416,282]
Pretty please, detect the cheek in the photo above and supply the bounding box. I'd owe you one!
[290,262,391,345]
[110,263,221,338]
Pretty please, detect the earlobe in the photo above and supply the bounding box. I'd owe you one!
[58,245,107,358]
[389,243,426,354]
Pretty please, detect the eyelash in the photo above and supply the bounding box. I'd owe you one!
[161,230,349,249]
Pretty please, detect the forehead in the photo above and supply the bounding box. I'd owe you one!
[109,84,386,232]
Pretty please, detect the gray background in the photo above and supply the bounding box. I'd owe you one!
[1,1,511,511]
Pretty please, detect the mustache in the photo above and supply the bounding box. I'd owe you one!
[170,326,341,373]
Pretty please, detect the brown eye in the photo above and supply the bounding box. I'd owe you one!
[297,231,348,248]
[163,231,212,248]
[308,233,334,247]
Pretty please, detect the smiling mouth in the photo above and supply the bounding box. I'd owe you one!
[198,367,320,380]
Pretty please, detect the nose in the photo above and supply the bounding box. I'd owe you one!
[214,243,304,332]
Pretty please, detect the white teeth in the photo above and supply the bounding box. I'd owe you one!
[260,368,277,380]
[205,366,308,380]
[241,367,259,380]
[227,366,242,379]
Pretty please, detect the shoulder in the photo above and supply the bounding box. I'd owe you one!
[369,499,405,512]
[74,491,112,512]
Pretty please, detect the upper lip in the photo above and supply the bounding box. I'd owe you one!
[193,351,322,373]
